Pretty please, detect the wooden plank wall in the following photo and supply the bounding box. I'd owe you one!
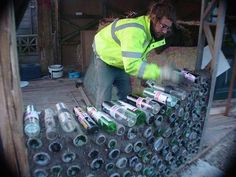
[37,0,54,74]
[79,30,96,72]
[59,0,101,72]
[0,1,30,177]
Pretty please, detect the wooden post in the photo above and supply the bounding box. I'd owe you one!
[0,1,30,177]
[198,0,227,149]
[195,0,207,70]
[37,0,54,74]
[51,0,61,64]
[224,49,236,116]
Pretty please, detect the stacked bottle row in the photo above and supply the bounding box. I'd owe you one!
[24,69,210,177]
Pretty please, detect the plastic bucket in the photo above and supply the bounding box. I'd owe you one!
[48,64,63,79]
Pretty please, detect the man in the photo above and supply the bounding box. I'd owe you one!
[84,0,179,109]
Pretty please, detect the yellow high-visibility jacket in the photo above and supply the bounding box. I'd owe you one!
[93,15,166,80]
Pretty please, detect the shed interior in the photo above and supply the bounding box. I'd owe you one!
[0,0,236,177]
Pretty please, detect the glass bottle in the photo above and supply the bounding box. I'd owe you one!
[142,166,155,176]
[56,102,76,133]
[126,94,161,114]
[101,101,137,127]
[24,105,40,138]
[158,102,167,115]
[176,106,184,117]
[176,68,200,83]
[115,157,128,169]
[115,100,146,125]
[153,137,164,152]
[73,106,99,134]
[143,87,179,107]
[146,80,187,100]
[67,165,81,177]
[44,108,58,140]
[144,112,156,125]
[87,106,117,133]
[34,169,48,177]
[166,107,176,123]
[90,158,104,170]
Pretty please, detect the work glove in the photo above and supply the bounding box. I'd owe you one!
[159,63,180,84]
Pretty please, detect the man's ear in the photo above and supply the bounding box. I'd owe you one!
[150,14,157,23]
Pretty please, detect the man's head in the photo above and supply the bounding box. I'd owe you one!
[148,0,176,39]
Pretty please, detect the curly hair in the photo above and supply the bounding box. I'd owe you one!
[148,0,176,23]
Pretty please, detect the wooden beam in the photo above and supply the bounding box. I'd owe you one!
[203,0,217,20]
[102,0,108,17]
[196,0,207,69]
[176,20,200,26]
[14,0,30,28]
[37,0,54,74]
[0,1,30,177]
[176,20,218,27]
[224,49,236,116]
[51,0,61,64]
[61,18,82,30]
[203,23,214,56]
[61,19,98,43]
[200,0,227,149]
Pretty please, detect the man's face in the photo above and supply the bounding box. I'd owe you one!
[152,16,173,38]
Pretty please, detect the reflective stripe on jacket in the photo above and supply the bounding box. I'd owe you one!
[94,15,166,80]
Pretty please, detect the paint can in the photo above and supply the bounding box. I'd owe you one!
[48,64,63,79]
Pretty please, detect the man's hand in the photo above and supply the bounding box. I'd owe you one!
[159,64,180,84]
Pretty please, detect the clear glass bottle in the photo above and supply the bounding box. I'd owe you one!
[115,100,146,125]
[146,80,187,100]
[166,107,176,123]
[143,87,179,107]
[90,158,104,170]
[67,165,81,177]
[126,94,161,114]
[24,105,40,138]
[56,102,76,133]
[153,137,164,152]
[44,108,58,140]
[34,169,48,177]
[176,106,184,117]
[101,101,137,127]
[115,157,128,169]
[87,106,117,133]
[73,106,99,134]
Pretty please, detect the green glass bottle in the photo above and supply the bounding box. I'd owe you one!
[142,166,155,176]
[115,100,146,125]
[87,106,117,133]
[102,101,137,127]
[165,107,176,123]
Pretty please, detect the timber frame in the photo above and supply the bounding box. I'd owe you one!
[195,0,227,149]
[0,1,30,177]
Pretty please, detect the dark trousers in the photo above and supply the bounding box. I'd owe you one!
[84,52,132,109]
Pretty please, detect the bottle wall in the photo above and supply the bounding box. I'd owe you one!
[24,69,210,177]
